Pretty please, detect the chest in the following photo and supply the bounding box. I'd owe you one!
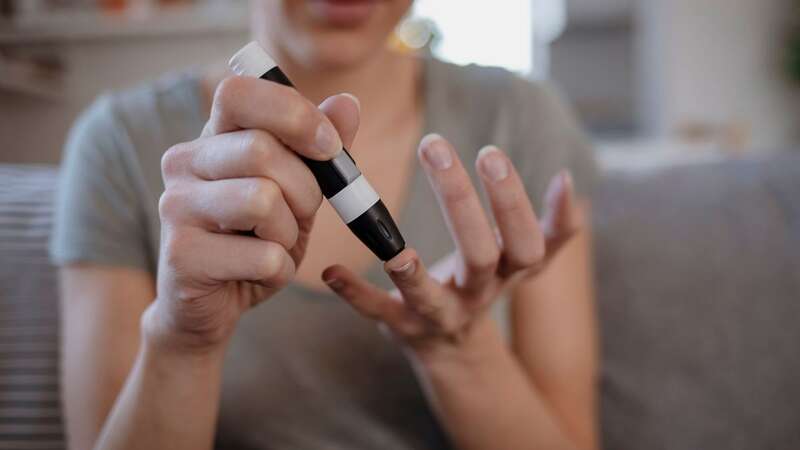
[215,284,451,449]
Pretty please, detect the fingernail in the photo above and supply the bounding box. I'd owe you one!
[477,146,509,182]
[315,121,342,157]
[390,260,416,279]
[324,277,344,290]
[341,92,361,113]
[545,170,571,207]
[421,136,452,171]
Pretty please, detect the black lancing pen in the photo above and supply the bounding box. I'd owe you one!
[229,41,406,261]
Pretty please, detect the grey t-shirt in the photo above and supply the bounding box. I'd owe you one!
[51,57,597,449]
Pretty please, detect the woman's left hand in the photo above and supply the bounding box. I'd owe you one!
[322,133,583,359]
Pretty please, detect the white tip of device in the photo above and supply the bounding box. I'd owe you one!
[228,41,277,78]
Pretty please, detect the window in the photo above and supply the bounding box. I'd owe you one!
[409,0,533,74]
[405,0,565,77]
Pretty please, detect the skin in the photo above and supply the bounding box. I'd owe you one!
[58,1,598,449]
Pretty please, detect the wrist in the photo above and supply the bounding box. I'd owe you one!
[141,301,230,361]
[140,333,227,379]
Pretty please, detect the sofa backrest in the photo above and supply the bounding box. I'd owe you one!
[0,165,63,450]
[593,153,800,450]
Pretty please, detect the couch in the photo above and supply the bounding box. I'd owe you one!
[1,154,799,450]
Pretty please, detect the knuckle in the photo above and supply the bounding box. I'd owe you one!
[466,250,500,275]
[214,76,244,106]
[210,77,246,124]
[297,178,323,221]
[255,250,279,279]
[255,247,289,284]
[502,258,532,276]
[244,178,279,215]
[505,234,546,272]
[161,227,190,269]
[412,301,442,320]
[256,218,298,250]
[241,129,275,169]
[511,253,542,272]
[285,221,300,249]
[286,97,319,138]
[158,188,183,221]
[311,183,323,208]
[271,262,293,287]
[530,233,547,262]
[161,143,191,178]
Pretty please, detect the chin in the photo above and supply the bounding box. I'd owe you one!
[253,0,412,70]
[295,28,392,69]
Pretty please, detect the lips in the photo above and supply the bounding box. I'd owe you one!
[306,0,379,27]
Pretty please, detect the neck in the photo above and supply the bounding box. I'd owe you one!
[274,47,414,114]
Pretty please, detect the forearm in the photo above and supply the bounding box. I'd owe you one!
[511,226,599,450]
[409,317,577,450]
[93,324,225,450]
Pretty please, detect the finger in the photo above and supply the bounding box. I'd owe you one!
[318,93,361,149]
[201,76,342,160]
[159,178,298,250]
[475,146,545,277]
[322,265,424,336]
[385,248,464,333]
[161,226,295,290]
[162,130,322,220]
[541,171,583,259]
[418,134,500,293]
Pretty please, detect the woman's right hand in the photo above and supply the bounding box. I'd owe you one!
[143,76,360,354]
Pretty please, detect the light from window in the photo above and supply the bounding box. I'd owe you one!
[410,0,534,75]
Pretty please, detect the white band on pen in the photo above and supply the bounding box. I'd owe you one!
[328,175,380,224]
[229,41,278,78]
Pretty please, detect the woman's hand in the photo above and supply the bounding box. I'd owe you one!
[322,134,583,360]
[145,76,361,354]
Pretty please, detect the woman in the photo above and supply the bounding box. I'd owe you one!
[51,1,598,449]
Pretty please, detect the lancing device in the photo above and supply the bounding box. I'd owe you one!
[229,41,406,261]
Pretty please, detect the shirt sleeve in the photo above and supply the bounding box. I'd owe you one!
[49,95,152,272]
[501,75,599,210]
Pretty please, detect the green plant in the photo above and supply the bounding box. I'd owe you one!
[788,35,800,83]
[787,3,800,83]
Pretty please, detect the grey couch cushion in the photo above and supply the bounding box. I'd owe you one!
[0,165,63,450]
[594,153,800,450]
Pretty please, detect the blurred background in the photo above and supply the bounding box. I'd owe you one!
[1,3,799,450]
[1,0,799,167]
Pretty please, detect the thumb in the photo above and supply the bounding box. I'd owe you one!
[318,93,361,149]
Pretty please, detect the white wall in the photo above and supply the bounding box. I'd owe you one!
[549,0,636,135]
[551,25,636,135]
[0,33,247,164]
[637,0,800,151]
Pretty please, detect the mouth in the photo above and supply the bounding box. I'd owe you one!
[306,0,379,28]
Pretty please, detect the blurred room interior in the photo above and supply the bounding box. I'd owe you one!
[1,0,799,167]
[1,2,799,450]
